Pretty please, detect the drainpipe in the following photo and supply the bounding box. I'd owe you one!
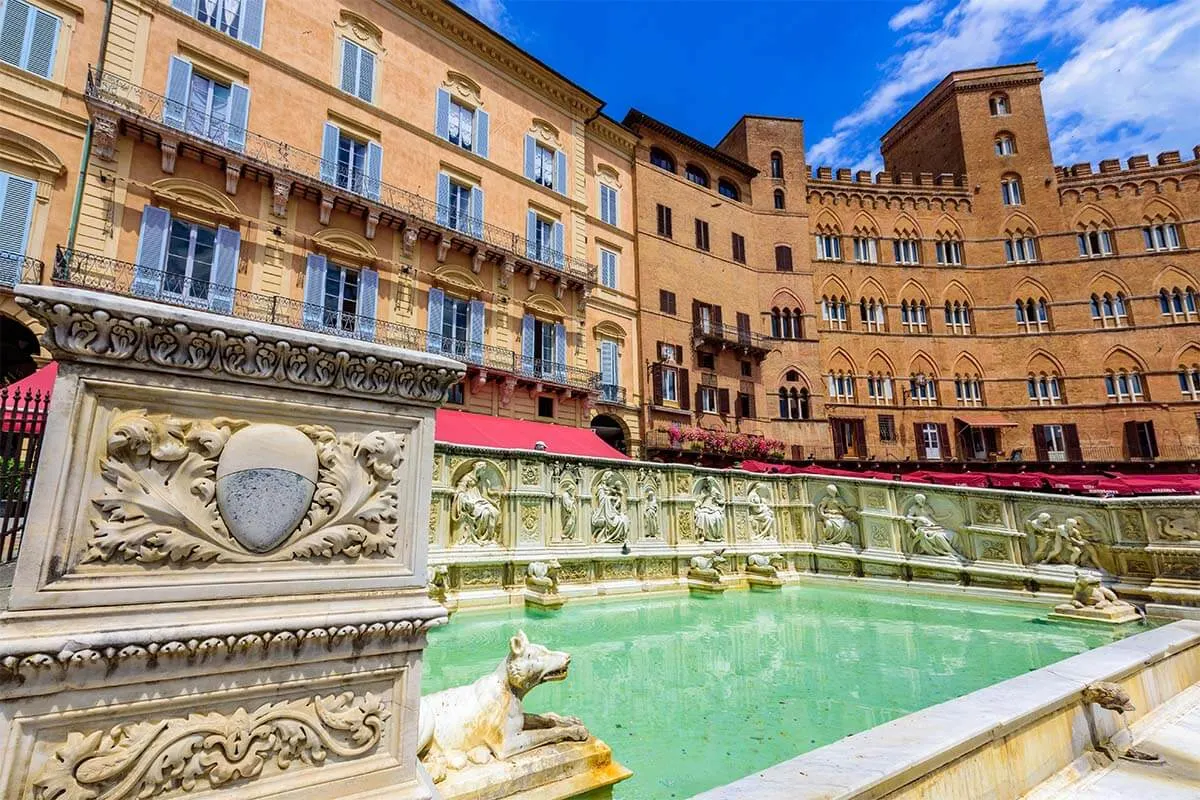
[64,0,116,255]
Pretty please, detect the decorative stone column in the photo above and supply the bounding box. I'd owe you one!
[0,285,464,799]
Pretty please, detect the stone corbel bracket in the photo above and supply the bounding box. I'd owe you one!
[16,285,465,404]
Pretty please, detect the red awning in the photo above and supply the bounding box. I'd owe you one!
[2,362,56,433]
[987,472,1049,490]
[1099,473,1200,495]
[434,408,628,460]
[902,470,991,488]
[793,464,898,481]
[739,460,805,475]
[954,413,1018,428]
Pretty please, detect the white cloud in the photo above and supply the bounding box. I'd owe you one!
[811,0,1200,169]
[889,0,939,31]
[453,0,514,37]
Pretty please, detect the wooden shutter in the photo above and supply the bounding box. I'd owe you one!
[553,322,567,382]
[365,141,383,201]
[26,5,59,79]
[435,88,450,139]
[694,386,703,413]
[679,369,690,410]
[555,150,568,195]
[467,299,485,363]
[320,122,339,185]
[426,287,445,352]
[475,108,489,158]
[209,226,240,314]
[1123,420,1140,458]
[913,423,926,460]
[132,205,170,299]
[1064,424,1082,461]
[470,186,484,238]
[776,245,792,271]
[240,0,265,48]
[1032,425,1048,461]
[651,364,663,406]
[718,389,730,415]
[832,421,846,459]
[936,423,951,460]
[357,48,375,102]
[1145,422,1159,458]
[435,173,450,227]
[163,56,192,130]
[748,392,756,419]
[226,83,250,152]
[523,135,536,181]
[357,268,379,341]
[301,254,328,330]
[854,420,868,458]
[520,314,535,374]
[0,174,35,266]
[712,305,723,329]
[340,40,358,95]
[525,210,537,259]
[691,299,702,323]
[551,221,565,268]
[655,341,665,361]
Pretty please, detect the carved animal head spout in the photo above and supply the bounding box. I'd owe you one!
[506,630,571,699]
[1082,681,1135,714]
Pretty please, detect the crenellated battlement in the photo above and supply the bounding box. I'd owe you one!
[809,165,971,192]
[1056,147,1200,183]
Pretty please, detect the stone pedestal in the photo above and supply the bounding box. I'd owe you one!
[1049,604,1142,625]
[687,576,727,594]
[435,739,630,800]
[525,588,567,611]
[0,286,464,799]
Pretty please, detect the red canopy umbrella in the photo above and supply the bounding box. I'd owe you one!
[901,470,990,488]
[987,472,1049,490]
[2,362,56,434]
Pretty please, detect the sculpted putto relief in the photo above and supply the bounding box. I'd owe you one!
[450,461,503,546]
[591,470,630,544]
[85,411,407,564]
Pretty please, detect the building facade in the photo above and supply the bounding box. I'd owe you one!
[1,5,1197,466]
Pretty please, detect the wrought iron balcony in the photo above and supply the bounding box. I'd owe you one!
[691,320,772,358]
[598,384,627,405]
[84,69,597,290]
[0,253,45,289]
[49,248,602,394]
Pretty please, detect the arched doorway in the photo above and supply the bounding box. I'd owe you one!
[590,414,627,455]
[0,315,40,386]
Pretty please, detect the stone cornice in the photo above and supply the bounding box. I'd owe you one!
[588,114,639,154]
[624,109,760,178]
[384,0,604,119]
[16,286,465,404]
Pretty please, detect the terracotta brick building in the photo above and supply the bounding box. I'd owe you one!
[633,64,1200,464]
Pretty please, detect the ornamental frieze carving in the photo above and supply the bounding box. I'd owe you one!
[33,692,388,800]
[16,295,464,404]
[83,412,407,565]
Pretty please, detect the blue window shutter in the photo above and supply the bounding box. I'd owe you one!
[551,221,564,269]
[302,254,328,329]
[469,186,484,239]
[555,150,568,195]
[357,48,374,102]
[553,322,567,381]
[475,109,489,159]
[0,175,33,287]
[226,82,250,152]
[164,56,193,130]
[434,88,450,139]
[600,340,618,386]
[172,0,198,13]
[240,0,264,47]
[26,8,58,79]
[358,268,379,341]
[426,287,445,353]
[521,314,535,374]
[365,140,383,201]
[339,40,357,95]
[132,205,171,299]
[435,173,450,227]
[523,135,535,181]
[0,1,31,69]
[467,299,484,364]
[320,122,339,186]
[209,226,240,314]
[525,210,536,260]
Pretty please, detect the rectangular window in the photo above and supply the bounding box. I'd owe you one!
[699,386,718,413]
[659,290,676,315]
[695,219,710,251]
[336,131,369,194]
[446,382,465,405]
[1042,424,1067,461]
[737,391,753,418]
[532,215,555,263]
[322,262,360,333]
[446,180,473,233]
[853,237,878,264]
[164,218,216,301]
[599,183,618,226]
[1078,230,1114,258]
[815,234,841,261]
[1004,237,1038,263]
[921,423,942,459]
[599,338,620,402]
[656,204,672,238]
[893,239,920,264]
[339,39,375,103]
[1126,420,1158,459]
[537,396,554,418]
[878,414,896,442]
[867,375,893,405]
[599,248,618,289]
[533,142,555,189]
[0,0,60,79]
[438,293,470,356]
[446,97,475,151]
[661,366,678,403]
[1027,376,1062,406]
[1143,223,1181,252]
[909,376,937,405]
[935,240,962,265]
[900,302,928,333]
[775,245,793,272]
[1180,368,1200,400]
[184,72,233,143]
[955,378,983,406]
[731,232,746,263]
[1106,372,1145,403]
[179,0,262,47]
[697,351,715,370]
[740,360,752,378]
[1001,179,1022,206]
[827,373,854,403]
[531,318,558,378]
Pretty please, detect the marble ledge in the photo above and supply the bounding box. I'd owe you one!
[693,619,1200,800]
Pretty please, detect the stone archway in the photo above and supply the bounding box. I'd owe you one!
[590,414,627,455]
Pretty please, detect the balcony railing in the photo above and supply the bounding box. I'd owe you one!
[1,253,45,289]
[85,68,596,287]
[692,321,771,354]
[598,384,626,405]
[48,248,601,392]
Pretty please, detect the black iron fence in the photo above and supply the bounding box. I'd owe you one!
[1,383,50,563]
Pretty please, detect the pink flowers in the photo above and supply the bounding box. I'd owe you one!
[661,427,784,460]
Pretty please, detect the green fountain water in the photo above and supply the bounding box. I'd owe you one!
[422,584,1146,799]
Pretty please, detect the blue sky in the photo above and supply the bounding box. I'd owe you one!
[453,0,1200,172]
